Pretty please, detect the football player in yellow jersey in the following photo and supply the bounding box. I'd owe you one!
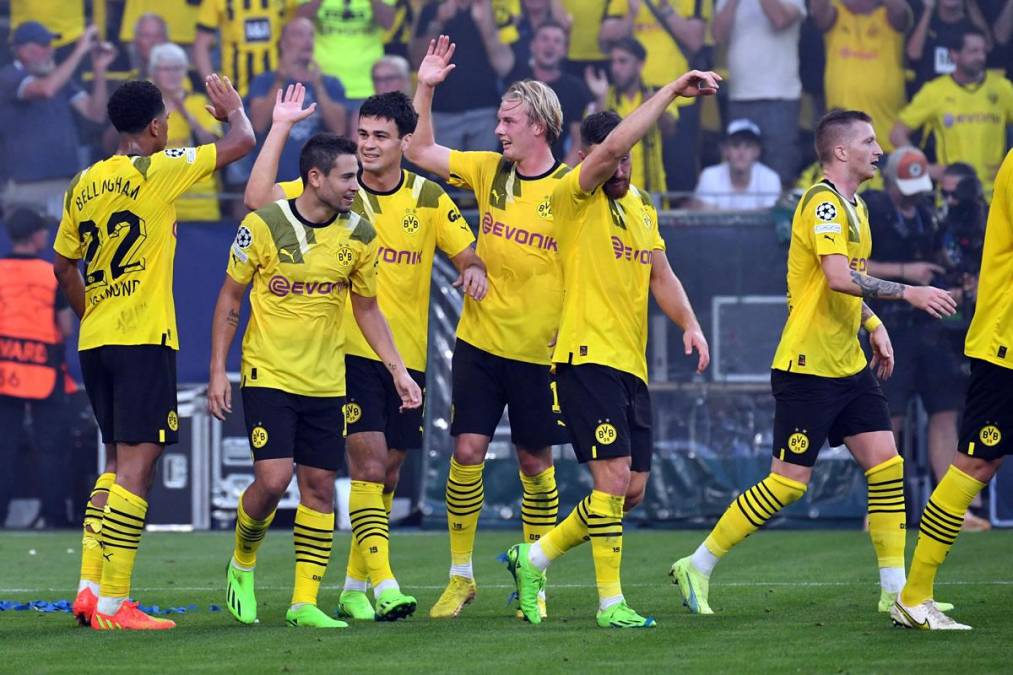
[194,0,299,96]
[242,86,488,622]
[407,35,571,619]
[52,76,255,631]
[891,28,1013,200]
[891,149,1013,631]
[506,70,718,628]
[670,110,959,618]
[208,134,424,629]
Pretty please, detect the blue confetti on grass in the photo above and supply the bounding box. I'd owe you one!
[1,600,221,614]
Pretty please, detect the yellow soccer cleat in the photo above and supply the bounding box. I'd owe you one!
[669,556,714,615]
[429,575,476,618]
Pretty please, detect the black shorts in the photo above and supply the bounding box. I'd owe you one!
[958,358,1013,461]
[241,386,345,471]
[450,339,568,449]
[556,363,653,473]
[878,321,966,416]
[345,355,426,451]
[80,345,178,445]
[771,367,892,467]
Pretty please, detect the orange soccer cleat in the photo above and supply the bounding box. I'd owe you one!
[90,600,176,631]
[72,587,98,626]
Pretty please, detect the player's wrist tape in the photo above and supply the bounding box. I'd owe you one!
[863,315,883,333]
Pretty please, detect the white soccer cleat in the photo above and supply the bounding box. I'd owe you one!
[890,598,971,631]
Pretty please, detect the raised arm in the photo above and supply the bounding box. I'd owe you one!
[193,29,217,83]
[245,83,317,209]
[21,26,97,100]
[577,69,720,193]
[350,293,423,410]
[906,0,934,62]
[809,0,837,31]
[204,74,257,169]
[406,36,456,180]
[650,251,709,373]
[820,254,957,318]
[599,0,638,51]
[207,275,247,420]
[472,0,514,77]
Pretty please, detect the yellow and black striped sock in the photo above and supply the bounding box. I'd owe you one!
[588,490,625,605]
[98,484,147,604]
[349,481,395,592]
[344,490,395,588]
[704,473,807,557]
[866,456,906,573]
[446,459,484,575]
[538,495,591,561]
[291,504,334,606]
[901,466,985,606]
[79,472,115,588]
[520,466,558,543]
[232,491,275,568]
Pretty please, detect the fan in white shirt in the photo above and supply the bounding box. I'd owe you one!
[693,119,782,211]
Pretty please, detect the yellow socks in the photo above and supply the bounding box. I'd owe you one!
[79,472,115,590]
[902,465,985,606]
[349,481,397,595]
[344,489,395,591]
[536,495,590,563]
[866,456,906,591]
[291,504,334,607]
[588,490,625,607]
[520,467,558,544]
[446,458,484,578]
[96,483,147,614]
[703,473,807,559]
[232,491,276,569]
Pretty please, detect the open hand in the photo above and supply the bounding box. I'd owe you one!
[204,73,244,122]
[417,35,457,88]
[273,82,317,127]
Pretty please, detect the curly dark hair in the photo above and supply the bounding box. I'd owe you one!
[107,80,166,134]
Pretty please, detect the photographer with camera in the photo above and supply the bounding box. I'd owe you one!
[864,147,989,531]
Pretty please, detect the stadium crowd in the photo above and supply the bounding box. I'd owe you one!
[0,0,1011,220]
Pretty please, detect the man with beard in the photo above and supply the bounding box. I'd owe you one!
[506,67,718,628]
[892,27,1013,199]
[0,22,116,219]
[506,20,593,165]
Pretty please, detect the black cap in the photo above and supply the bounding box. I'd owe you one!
[5,208,50,241]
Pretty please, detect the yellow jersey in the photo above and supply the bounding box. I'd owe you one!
[605,0,712,97]
[227,198,378,397]
[772,180,872,378]
[167,94,222,222]
[551,165,665,383]
[196,0,297,96]
[823,0,909,152]
[54,145,218,351]
[11,0,84,48]
[898,73,1013,200]
[605,86,679,194]
[965,149,1013,369]
[563,0,608,62]
[448,151,569,364]
[119,0,201,44]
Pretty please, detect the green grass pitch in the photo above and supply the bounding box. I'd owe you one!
[2,529,1010,673]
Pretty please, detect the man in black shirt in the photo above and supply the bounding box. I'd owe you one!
[506,20,592,164]
[865,146,988,530]
[411,0,515,151]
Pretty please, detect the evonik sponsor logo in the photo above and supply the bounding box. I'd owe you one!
[611,236,653,264]
[378,247,423,265]
[481,213,557,251]
[268,275,347,298]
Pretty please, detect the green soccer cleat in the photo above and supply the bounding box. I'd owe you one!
[226,561,258,625]
[285,604,349,629]
[336,590,376,620]
[878,590,953,614]
[596,601,656,628]
[375,588,417,621]
[515,590,547,620]
[669,556,714,615]
[504,544,545,625]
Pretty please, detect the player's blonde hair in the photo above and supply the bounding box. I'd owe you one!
[502,80,563,147]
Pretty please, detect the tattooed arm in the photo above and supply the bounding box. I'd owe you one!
[820,254,958,318]
[208,276,248,420]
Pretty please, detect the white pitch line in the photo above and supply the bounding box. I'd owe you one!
[2,580,1012,593]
